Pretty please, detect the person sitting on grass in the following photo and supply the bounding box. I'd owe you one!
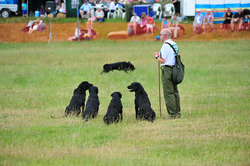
[95,6,105,23]
[28,18,45,34]
[146,14,155,34]
[68,28,81,41]
[86,18,93,36]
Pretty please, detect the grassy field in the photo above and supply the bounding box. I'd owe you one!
[0,40,249,165]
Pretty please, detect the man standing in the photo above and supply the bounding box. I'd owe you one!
[203,9,214,33]
[80,0,93,19]
[153,28,181,119]
[172,0,180,16]
[169,14,180,38]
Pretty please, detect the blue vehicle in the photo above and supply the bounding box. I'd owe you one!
[0,0,19,18]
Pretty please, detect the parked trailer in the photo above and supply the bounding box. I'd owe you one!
[0,0,19,18]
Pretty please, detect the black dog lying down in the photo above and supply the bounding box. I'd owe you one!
[82,86,100,121]
[127,82,156,122]
[103,92,123,125]
[65,81,93,117]
[101,61,135,73]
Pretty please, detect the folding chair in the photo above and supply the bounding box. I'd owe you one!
[163,3,175,18]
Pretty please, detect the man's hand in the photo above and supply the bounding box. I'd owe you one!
[153,52,159,58]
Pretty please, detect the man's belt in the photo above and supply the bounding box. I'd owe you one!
[161,65,174,69]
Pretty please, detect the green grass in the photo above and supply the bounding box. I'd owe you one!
[0,40,249,165]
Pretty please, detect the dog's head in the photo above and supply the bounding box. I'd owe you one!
[128,61,135,71]
[89,86,98,95]
[127,82,142,92]
[111,92,122,99]
[78,81,93,91]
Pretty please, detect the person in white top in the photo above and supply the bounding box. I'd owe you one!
[193,9,204,34]
[127,13,141,35]
[104,0,116,18]
[153,28,181,119]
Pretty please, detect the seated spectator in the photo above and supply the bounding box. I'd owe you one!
[231,9,244,32]
[203,9,214,33]
[80,0,93,19]
[68,28,81,41]
[100,0,108,7]
[59,0,66,13]
[104,0,116,18]
[169,14,180,38]
[146,14,155,34]
[127,13,141,35]
[28,18,45,34]
[55,1,61,17]
[95,6,105,23]
[243,14,249,30]
[219,7,233,32]
[40,5,47,18]
[140,12,147,28]
[89,0,96,7]
[161,15,169,29]
[193,9,203,34]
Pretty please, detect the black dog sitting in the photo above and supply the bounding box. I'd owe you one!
[101,61,135,73]
[82,86,100,121]
[103,92,123,125]
[127,82,156,122]
[65,81,93,117]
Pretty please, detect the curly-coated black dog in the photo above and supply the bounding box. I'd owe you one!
[103,92,123,125]
[82,86,100,121]
[64,81,93,117]
[127,82,156,122]
[101,61,135,73]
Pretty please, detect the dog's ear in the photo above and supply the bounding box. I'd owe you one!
[95,87,99,94]
[118,92,122,99]
[111,92,114,97]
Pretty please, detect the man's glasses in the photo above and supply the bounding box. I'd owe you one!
[159,34,166,36]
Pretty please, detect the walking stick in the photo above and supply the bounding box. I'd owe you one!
[158,61,161,117]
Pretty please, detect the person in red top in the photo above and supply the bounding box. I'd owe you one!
[146,14,155,34]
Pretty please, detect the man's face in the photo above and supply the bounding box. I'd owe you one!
[239,10,242,14]
[159,31,166,42]
[173,15,176,19]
